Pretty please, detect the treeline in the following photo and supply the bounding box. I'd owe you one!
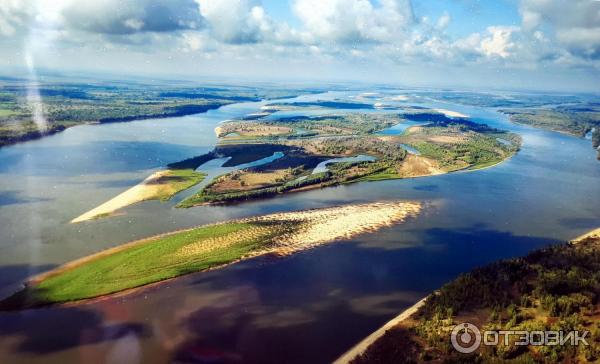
[357,234,600,363]
[265,113,403,135]
[179,171,335,206]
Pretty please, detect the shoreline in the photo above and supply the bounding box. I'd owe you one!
[337,226,600,363]
[571,227,600,243]
[71,170,170,223]
[334,297,428,364]
[433,108,469,118]
[0,103,227,149]
[3,201,422,309]
[181,153,516,208]
[71,168,206,223]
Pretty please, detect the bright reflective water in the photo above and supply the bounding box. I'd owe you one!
[312,155,376,174]
[0,89,598,364]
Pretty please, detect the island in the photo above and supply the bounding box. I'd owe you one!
[70,108,521,222]
[0,201,421,310]
[179,111,521,207]
[343,228,600,363]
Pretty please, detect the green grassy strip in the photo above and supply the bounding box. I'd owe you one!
[1,220,302,309]
[155,169,206,201]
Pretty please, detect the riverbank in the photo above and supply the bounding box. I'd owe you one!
[0,103,229,148]
[345,227,600,363]
[2,201,421,309]
[334,297,428,364]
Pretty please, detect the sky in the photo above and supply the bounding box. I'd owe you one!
[0,0,599,91]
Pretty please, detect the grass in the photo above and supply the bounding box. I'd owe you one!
[0,220,301,309]
[353,171,402,182]
[153,169,206,201]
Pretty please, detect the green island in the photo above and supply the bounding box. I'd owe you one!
[1,201,421,309]
[0,80,318,147]
[178,111,521,207]
[501,105,600,160]
[351,229,600,364]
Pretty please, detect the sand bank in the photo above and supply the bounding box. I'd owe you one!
[252,201,422,256]
[572,227,600,243]
[7,201,422,308]
[71,169,204,223]
[434,108,469,118]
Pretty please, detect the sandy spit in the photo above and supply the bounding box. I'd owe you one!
[572,227,600,243]
[71,170,170,223]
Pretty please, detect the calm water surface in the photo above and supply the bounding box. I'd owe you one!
[0,90,598,363]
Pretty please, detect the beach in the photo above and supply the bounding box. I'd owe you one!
[71,169,205,223]
[434,108,469,118]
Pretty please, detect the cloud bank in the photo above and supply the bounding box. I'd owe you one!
[0,0,599,89]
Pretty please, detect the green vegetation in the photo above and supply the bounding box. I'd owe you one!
[265,114,403,135]
[176,114,520,207]
[400,120,521,170]
[153,169,206,201]
[354,233,600,364]
[0,220,303,309]
[501,106,600,160]
[218,114,404,140]
[0,80,318,147]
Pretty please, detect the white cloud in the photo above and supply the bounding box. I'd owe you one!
[62,0,203,34]
[0,0,203,38]
[293,0,414,44]
[519,0,600,59]
[436,11,451,30]
[0,0,36,36]
[0,0,598,88]
[479,26,518,58]
[197,0,274,44]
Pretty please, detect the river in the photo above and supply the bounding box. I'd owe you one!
[0,89,598,363]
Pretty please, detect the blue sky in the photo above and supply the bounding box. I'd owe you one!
[0,0,599,91]
[260,0,522,38]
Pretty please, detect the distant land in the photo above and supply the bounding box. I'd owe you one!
[0,79,319,147]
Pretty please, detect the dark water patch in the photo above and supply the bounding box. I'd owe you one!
[0,305,148,355]
[0,191,52,207]
[413,184,438,191]
[0,141,205,176]
[0,264,57,300]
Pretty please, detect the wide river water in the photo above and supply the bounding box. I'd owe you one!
[0,90,598,363]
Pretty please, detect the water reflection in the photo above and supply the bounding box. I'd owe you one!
[0,89,598,363]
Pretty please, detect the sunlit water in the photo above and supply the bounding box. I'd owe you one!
[0,90,598,363]
[312,155,376,174]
